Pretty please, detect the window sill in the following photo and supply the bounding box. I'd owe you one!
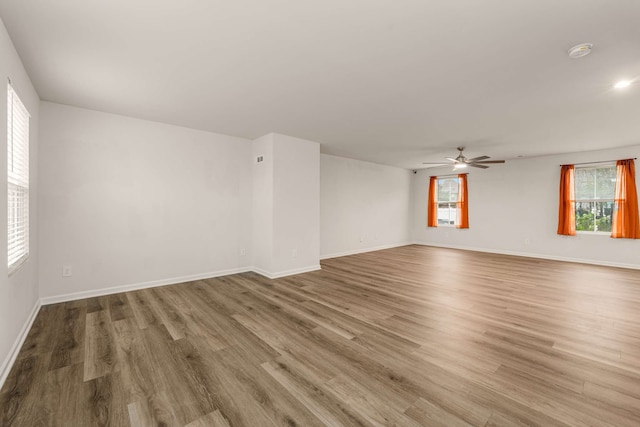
[576,231,611,236]
[8,254,29,277]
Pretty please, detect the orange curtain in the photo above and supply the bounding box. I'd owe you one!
[456,174,469,229]
[557,165,576,236]
[611,159,640,239]
[427,176,438,227]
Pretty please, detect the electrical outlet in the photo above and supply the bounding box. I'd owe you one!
[239,248,246,256]
[62,265,72,277]
[524,238,531,245]
[292,249,298,258]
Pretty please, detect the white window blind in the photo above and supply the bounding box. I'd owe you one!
[7,84,29,272]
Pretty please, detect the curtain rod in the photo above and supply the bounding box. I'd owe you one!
[560,158,637,167]
[430,173,468,178]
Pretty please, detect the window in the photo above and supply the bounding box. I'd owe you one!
[574,164,616,233]
[437,177,459,225]
[7,84,29,272]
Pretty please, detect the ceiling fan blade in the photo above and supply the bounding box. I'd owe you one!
[422,162,448,164]
[467,155,490,162]
[473,160,505,164]
[445,157,458,162]
[468,163,489,169]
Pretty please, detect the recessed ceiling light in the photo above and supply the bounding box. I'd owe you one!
[568,43,593,59]
[614,80,632,89]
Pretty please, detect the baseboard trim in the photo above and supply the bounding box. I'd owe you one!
[412,241,640,270]
[320,242,412,260]
[0,298,41,390]
[40,266,252,305]
[252,264,322,279]
[40,263,327,305]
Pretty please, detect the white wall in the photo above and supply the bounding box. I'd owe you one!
[0,16,40,386]
[38,102,253,300]
[412,145,640,268]
[272,134,320,274]
[320,154,412,258]
[251,133,274,273]
[252,133,320,277]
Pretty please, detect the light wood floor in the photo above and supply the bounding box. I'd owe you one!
[2,245,640,426]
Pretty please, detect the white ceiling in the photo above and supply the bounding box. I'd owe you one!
[1,0,639,169]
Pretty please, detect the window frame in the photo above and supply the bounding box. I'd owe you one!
[7,83,30,275]
[574,162,615,235]
[436,176,460,227]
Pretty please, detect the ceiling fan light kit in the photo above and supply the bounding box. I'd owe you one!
[423,147,506,170]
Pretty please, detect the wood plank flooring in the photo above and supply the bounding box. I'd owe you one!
[2,245,640,426]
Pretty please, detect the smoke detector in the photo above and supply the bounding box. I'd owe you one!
[568,43,593,59]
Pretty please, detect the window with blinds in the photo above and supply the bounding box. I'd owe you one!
[7,84,29,272]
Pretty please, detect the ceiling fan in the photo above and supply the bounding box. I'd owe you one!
[422,147,505,169]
